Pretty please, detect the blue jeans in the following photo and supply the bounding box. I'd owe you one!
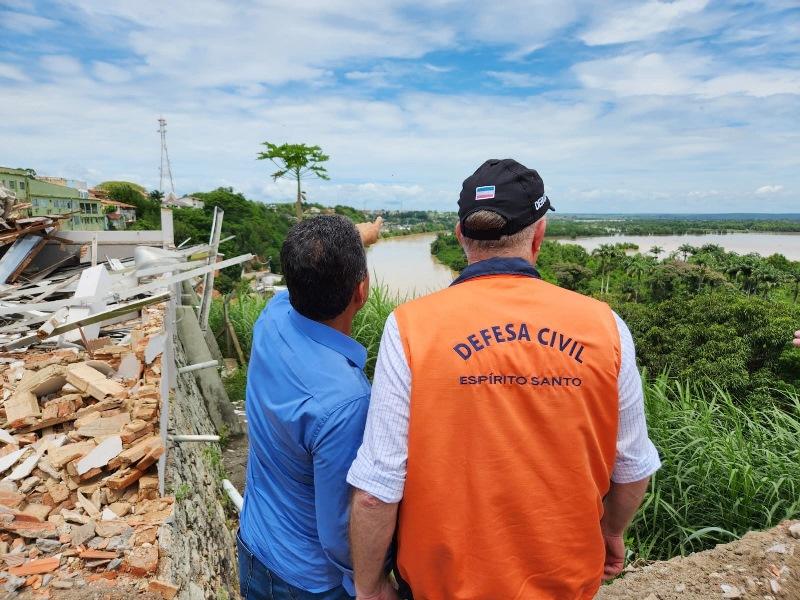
[237,530,353,600]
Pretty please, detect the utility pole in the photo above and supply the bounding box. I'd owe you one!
[158,117,175,196]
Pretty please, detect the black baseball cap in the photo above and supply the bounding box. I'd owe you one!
[458,159,554,240]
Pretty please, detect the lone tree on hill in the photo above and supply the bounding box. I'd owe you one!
[257,142,330,219]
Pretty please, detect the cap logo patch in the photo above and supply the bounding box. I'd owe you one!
[475,185,495,200]
[534,194,547,210]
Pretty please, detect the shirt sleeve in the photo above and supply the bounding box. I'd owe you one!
[312,395,369,593]
[611,312,662,483]
[346,312,410,503]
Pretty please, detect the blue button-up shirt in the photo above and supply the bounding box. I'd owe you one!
[240,291,370,595]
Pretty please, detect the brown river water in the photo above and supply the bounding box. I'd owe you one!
[366,231,800,299]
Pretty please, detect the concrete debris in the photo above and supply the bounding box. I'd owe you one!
[0,296,176,595]
[720,583,743,598]
[0,212,247,597]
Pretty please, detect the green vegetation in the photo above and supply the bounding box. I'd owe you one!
[257,142,330,219]
[632,375,800,560]
[352,285,404,379]
[99,180,163,230]
[377,210,457,237]
[96,180,147,195]
[432,233,800,404]
[430,233,467,271]
[175,483,193,502]
[545,215,800,237]
[367,212,800,239]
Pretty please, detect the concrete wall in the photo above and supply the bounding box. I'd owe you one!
[158,319,240,600]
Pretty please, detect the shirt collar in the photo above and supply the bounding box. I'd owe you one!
[451,257,542,286]
[287,302,368,370]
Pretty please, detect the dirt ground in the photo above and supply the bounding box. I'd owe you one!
[597,520,800,599]
[222,431,249,493]
[14,581,162,600]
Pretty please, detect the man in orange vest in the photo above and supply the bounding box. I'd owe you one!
[347,159,661,600]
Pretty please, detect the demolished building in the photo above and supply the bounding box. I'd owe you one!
[0,207,248,598]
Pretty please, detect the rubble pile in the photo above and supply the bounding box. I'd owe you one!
[0,215,64,285]
[0,304,178,598]
[0,206,253,596]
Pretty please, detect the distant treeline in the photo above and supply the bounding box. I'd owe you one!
[546,216,800,237]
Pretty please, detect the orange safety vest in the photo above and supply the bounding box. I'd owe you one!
[393,259,620,600]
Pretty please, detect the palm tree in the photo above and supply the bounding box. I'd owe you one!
[592,244,622,294]
[677,243,696,262]
[789,265,800,304]
[149,189,164,201]
[649,245,664,259]
[624,255,651,302]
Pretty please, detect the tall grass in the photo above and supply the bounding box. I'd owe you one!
[630,373,800,560]
[209,292,269,358]
[353,285,404,379]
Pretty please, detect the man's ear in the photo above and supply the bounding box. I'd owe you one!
[353,273,370,310]
[455,221,463,244]
[531,218,547,263]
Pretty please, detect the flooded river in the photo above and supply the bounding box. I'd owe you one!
[366,231,800,298]
[366,233,455,298]
[559,232,800,260]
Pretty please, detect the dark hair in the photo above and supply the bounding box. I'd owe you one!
[280,215,368,321]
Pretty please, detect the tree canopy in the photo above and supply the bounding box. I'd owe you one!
[257,142,330,219]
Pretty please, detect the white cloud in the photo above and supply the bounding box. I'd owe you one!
[755,185,784,195]
[703,71,800,97]
[0,10,58,33]
[0,62,29,82]
[573,51,800,97]
[92,62,132,84]
[423,64,453,73]
[573,52,703,96]
[39,55,83,76]
[486,71,546,88]
[581,0,710,45]
[62,0,457,88]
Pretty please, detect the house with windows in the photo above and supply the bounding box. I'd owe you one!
[100,199,137,229]
[162,192,204,210]
[0,167,105,231]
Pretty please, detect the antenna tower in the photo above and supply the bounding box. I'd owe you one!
[158,117,175,195]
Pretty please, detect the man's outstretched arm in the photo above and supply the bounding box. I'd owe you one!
[349,489,399,600]
[600,477,650,580]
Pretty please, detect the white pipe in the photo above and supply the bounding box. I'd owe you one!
[169,434,220,442]
[222,479,244,512]
[177,360,218,374]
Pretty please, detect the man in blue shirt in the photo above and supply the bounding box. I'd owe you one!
[238,215,373,600]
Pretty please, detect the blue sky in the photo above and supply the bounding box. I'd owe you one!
[1,0,798,212]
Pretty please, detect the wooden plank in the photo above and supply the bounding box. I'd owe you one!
[0,252,251,317]
[1,292,170,350]
[17,414,77,435]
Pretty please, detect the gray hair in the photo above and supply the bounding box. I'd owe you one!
[460,210,537,259]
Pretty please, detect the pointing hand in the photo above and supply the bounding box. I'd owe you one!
[356,217,384,247]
